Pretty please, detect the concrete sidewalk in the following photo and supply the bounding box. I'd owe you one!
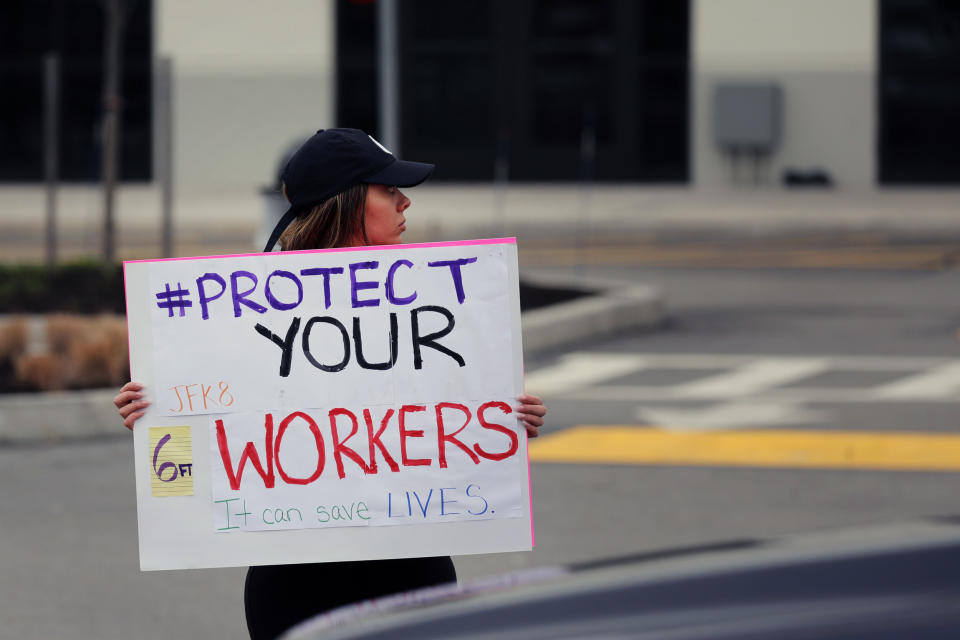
[2,185,960,261]
[413,185,960,241]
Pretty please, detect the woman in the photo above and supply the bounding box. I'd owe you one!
[114,128,547,640]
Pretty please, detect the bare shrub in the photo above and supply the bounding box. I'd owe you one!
[98,315,130,383]
[0,316,28,363]
[46,314,85,356]
[6,313,129,391]
[15,353,64,391]
[59,315,130,388]
[66,340,116,388]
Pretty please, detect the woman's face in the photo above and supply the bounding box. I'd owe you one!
[361,184,411,246]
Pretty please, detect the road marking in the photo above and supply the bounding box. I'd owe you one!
[565,385,960,403]
[535,352,958,372]
[529,427,960,471]
[524,353,645,395]
[673,358,829,399]
[635,401,828,431]
[872,362,960,399]
[526,353,960,402]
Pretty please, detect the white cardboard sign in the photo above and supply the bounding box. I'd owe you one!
[124,239,532,570]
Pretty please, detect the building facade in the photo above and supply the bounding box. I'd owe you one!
[0,0,957,243]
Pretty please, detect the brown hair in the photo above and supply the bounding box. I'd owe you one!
[278,183,369,251]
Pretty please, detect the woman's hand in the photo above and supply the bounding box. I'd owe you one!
[516,393,546,438]
[114,381,149,431]
[114,382,545,436]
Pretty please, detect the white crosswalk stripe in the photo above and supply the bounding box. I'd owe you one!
[635,401,828,431]
[524,353,646,396]
[872,362,960,400]
[528,352,960,403]
[672,358,829,400]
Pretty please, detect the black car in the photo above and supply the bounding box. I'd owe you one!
[284,518,960,640]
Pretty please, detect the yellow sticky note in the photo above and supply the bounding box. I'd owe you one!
[149,426,194,497]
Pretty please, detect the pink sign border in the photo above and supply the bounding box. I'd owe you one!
[123,237,517,265]
[122,235,534,547]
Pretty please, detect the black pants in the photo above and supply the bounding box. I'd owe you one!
[244,556,457,640]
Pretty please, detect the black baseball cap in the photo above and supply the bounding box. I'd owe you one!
[263,128,435,251]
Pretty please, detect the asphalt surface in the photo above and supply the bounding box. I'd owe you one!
[459,262,960,574]
[4,258,960,638]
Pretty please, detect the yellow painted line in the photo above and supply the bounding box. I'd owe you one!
[529,426,960,472]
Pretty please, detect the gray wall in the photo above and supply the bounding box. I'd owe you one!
[692,0,877,190]
[156,0,336,198]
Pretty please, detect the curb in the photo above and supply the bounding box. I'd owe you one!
[521,272,664,354]
[0,389,122,444]
[0,277,665,445]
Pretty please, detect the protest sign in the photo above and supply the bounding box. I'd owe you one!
[124,239,531,570]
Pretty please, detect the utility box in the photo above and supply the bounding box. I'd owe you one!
[713,83,782,153]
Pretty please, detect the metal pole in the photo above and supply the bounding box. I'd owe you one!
[494,129,510,237]
[577,103,597,275]
[157,57,174,258]
[100,0,122,263]
[377,0,400,154]
[43,52,60,268]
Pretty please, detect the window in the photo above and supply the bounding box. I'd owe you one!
[879,0,960,184]
[336,0,689,182]
[0,0,152,182]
